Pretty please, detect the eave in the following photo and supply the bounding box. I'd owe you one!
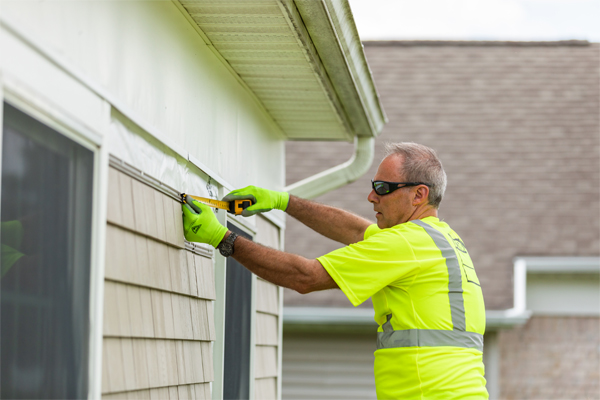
[174,0,386,141]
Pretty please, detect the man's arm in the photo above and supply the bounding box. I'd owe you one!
[222,186,372,245]
[227,231,338,294]
[286,195,372,245]
[182,199,338,294]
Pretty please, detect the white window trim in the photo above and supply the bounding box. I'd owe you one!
[212,189,257,400]
[277,226,285,400]
[1,82,110,400]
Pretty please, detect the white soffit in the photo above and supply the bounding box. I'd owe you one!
[177,0,385,141]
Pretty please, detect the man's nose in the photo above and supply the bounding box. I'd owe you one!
[367,189,379,204]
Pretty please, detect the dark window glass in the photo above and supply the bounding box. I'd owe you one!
[223,224,252,400]
[1,103,94,399]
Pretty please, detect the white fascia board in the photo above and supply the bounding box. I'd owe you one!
[283,306,376,325]
[294,0,387,138]
[284,257,600,332]
[519,257,600,274]
[283,257,531,332]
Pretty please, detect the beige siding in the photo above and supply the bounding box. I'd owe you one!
[255,377,277,400]
[103,167,214,398]
[282,332,376,400]
[101,383,211,400]
[254,216,281,399]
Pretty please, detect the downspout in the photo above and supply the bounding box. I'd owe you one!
[485,258,531,328]
[284,135,374,200]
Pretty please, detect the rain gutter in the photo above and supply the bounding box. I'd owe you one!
[282,257,537,332]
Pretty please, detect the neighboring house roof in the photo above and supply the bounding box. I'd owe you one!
[284,40,600,311]
[175,0,386,141]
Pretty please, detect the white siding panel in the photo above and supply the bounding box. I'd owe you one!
[200,341,214,382]
[256,278,279,315]
[153,191,168,243]
[104,338,125,393]
[255,346,278,379]
[145,340,160,388]
[256,313,278,346]
[118,173,136,231]
[107,168,123,225]
[149,387,170,400]
[282,333,377,400]
[103,281,121,336]
[255,377,277,400]
[255,216,280,249]
[139,288,155,337]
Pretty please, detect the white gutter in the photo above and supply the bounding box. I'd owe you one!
[284,136,374,199]
[284,307,375,325]
[283,258,534,331]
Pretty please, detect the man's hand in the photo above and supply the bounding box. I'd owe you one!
[222,186,289,217]
[182,199,228,248]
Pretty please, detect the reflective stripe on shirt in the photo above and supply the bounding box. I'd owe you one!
[377,315,484,351]
[376,219,483,352]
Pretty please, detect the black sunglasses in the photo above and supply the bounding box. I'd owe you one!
[371,180,432,195]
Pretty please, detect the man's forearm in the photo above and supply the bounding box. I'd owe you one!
[227,232,337,294]
[285,195,372,245]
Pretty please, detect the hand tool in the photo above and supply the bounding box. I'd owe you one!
[180,193,254,215]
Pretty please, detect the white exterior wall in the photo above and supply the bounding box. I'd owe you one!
[1,0,285,195]
[1,1,286,398]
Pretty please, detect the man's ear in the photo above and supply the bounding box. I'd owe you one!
[412,185,430,206]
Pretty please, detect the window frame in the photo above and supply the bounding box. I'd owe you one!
[212,183,257,400]
[1,83,108,400]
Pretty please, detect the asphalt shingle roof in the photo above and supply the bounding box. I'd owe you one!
[284,40,600,310]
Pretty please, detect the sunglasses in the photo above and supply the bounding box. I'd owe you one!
[371,180,432,195]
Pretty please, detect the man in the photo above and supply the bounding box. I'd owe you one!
[182,142,488,399]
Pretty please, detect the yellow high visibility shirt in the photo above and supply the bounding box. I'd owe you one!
[317,217,488,399]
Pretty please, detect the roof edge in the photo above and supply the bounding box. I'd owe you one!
[515,256,600,273]
[294,0,387,138]
[363,39,591,47]
[282,306,531,332]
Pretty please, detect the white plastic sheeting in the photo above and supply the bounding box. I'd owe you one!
[109,109,209,198]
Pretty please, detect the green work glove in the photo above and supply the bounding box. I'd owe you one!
[181,199,228,248]
[222,185,289,217]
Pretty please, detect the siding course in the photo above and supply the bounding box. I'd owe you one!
[103,167,215,398]
[254,216,282,399]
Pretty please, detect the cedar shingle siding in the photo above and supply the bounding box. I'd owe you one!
[103,167,215,398]
[285,41,600,310]
[254,217,282,400]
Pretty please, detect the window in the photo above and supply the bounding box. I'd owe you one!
[1,103,94,399]
[223,223,253,399]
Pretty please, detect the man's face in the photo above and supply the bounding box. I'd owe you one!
[367,155,415,229]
